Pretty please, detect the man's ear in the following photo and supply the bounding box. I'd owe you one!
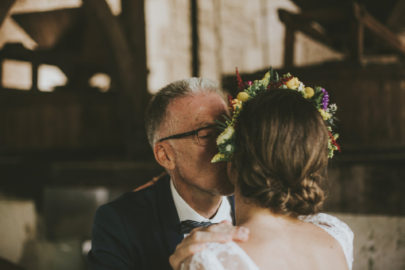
[154,142,175,170]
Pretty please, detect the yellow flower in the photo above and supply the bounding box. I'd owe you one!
[260,71,271,85]
[318,109,331,120]
[211,153,225,163]
[303,87,314,98]
[237,92,250,102]
[286,77,300,90]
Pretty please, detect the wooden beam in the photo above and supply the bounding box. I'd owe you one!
[120,0,150,156]
[82,0,135,95]
[191,0,199,77]
[288,8,347,22]
[353,3,405,56]
[32,61,39,91]
[278,9,341,54]
[121,0,149,111]
[283,25,295,67]
[82,0,142,156]
[386,0,405,31]
[350,19,364,64]
[0,0,15,27]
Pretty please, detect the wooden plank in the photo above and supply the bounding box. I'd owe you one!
[288,8,347,22]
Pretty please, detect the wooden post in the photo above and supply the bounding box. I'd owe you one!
[278,9,296,68]
[120,0,150,156]
[0,53,3,90]
[352,3,405,58]
[284,25,295,68]
[350,19,364,64]
[32,60,39,91]
[191,0,199,77]
[83,0,147,157]
[121,0,149,110]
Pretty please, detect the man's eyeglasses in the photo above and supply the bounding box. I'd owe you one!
[158,124,219,146]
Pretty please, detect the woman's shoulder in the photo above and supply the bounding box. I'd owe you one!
[298,213,354,246]
[299,213,354,269]
[181,241,259,270]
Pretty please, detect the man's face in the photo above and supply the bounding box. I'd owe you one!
[160,92,234,196]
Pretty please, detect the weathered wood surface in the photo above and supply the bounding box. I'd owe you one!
[223,64,405,160]
[0,90,123,152]
[279,2,405,66]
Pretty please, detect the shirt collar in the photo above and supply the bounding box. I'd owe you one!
[170,179,232,223]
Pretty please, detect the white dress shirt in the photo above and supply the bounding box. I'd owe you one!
[170,180,232,228]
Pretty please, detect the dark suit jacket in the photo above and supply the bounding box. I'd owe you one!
[88,175,234,270]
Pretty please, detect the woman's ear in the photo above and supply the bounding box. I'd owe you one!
[154,142,175,170]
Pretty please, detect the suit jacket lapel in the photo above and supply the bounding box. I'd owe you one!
[156,176,184,255]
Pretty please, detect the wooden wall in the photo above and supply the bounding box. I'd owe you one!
[0,90,123,154]
[224,64,405,156]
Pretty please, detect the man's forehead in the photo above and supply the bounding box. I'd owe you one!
[167,92,226,124]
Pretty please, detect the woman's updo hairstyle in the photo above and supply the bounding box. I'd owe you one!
[231,89,329,217]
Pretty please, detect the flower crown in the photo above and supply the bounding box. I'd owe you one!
[211,68,340,163]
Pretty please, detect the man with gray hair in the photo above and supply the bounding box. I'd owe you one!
[88,78,248,270]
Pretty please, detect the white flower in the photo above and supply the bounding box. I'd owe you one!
[216,126,235,145]
[298,82,305,92]
[329,103,337,112]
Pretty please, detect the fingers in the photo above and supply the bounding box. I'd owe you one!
[169,223,250,269]
[185,230,233,244]
[200,222,250,242]
[169,230,229,270]
[169,242,205,270]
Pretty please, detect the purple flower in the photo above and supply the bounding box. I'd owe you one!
[321,88,329,110]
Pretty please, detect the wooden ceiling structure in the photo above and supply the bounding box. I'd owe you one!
[279,0,405,66]
[0,1,158,197]
[0,0,149,158]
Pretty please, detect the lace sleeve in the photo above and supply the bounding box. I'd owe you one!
[299,213,354,270]
[181,242,259,270]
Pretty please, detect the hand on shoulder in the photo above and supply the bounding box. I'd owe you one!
[169,221,249,270]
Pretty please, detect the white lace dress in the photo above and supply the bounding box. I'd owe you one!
[181,213,354,270]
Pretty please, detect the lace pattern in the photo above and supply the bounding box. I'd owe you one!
[298,213,354,269]
[181,242,259,270]
[182,213,354,270]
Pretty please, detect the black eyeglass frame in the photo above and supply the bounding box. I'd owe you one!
[158,124,218,144]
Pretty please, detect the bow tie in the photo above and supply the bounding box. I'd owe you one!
[180,220,214,234]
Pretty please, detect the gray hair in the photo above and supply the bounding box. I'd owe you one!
[145,77,226,147]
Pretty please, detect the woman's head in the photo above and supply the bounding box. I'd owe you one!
[231,89,329,216]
